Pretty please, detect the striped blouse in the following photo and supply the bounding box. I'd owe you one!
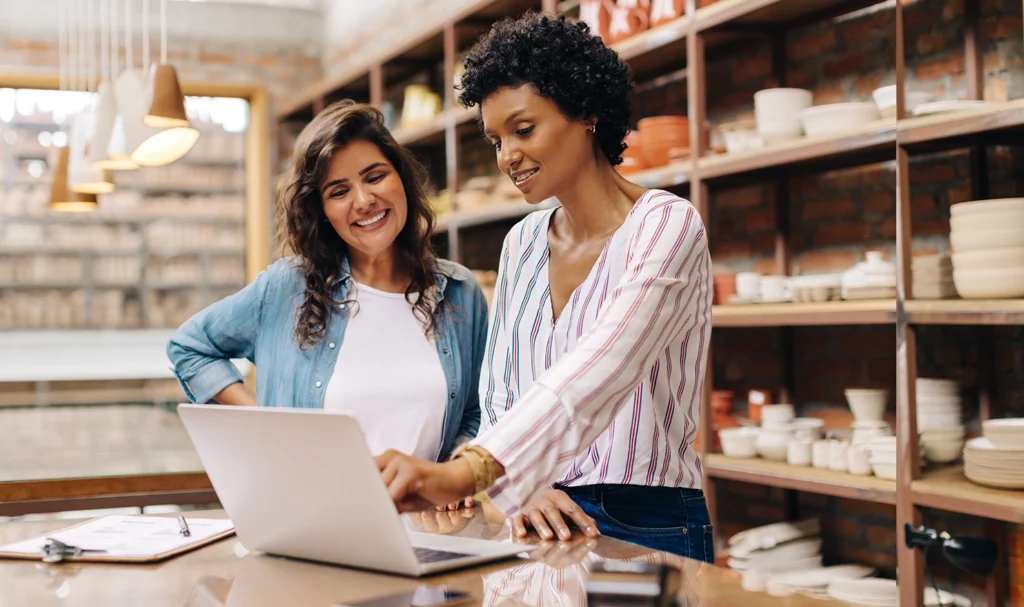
[471,189,713,515]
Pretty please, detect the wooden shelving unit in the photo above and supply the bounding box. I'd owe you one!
[893,1,1024,605]
[911,466,1024,525]
[713,300,896,327]
[705,454,897,505]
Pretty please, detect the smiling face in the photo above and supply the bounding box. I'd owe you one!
[319,139,408,264]
[481,84,596,204]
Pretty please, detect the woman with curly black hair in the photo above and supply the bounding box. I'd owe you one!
[167,100,488,483]
[376,12,714,560]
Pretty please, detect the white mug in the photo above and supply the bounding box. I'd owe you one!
[848,443,872,476]
[812,439,831,468]
[787,437,813,466]
[829,440,850,472]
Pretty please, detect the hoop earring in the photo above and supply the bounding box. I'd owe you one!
[587,125,597,133]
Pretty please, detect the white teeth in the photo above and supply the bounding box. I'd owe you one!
[514,169,537,184]
[355,211,387,227]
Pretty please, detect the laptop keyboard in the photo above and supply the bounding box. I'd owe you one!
[414,547,473,563]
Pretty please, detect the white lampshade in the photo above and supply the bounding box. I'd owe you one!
[90,81,137,170]
[115,68,160,155]
[68,111,116,194]
[130,125,199,166]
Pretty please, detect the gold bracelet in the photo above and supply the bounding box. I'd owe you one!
[452,444,501,494]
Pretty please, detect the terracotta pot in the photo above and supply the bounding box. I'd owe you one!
[697,0,718,7]
[619,131,648,174]
[649,0,684,27]
[713,272,737,305]
[579,0,612,42]
[638,115,689,167]
[606,0,650,45]
[711,390,734,416]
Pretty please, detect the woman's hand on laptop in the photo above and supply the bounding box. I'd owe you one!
[376,450,477,512]
[509,489,600,542]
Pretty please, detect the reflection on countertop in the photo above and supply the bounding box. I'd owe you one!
[0,507,848,607]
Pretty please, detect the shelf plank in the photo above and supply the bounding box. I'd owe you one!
[911,465,1024,524]
[704,454,897,504]
[695,0,888,33]
[0,214,244,226]
[713,299,896,327]
[697,119,896,180]
[904,299,1024,325]
[897,98,1024,149]
[434,198,557,233]
[392,107,476,147]
[626,161,692,189]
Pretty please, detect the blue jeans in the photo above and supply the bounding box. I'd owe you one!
[559,484,715,563]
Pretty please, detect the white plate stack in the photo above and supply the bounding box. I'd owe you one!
[842,252,897,300]
[867,436,897,479]
[964,420,1024,489]
[913,254,956,300]
[727,520,824,592]
[950,198,1024,299]
[763,565,875,597]
[827,578,898,606]
[917,378,966,464]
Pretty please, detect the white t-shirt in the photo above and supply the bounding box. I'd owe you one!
[323,281,448,460]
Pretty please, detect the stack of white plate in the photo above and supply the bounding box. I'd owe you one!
[842,252,897,300]
[917,378,965,464]
[950,199,1024,299]
[964,420,1024,488]
[727,520,825,592]
[913,254,956,300]
[827,578,898,606]
[867,436,897,479]
[763,564,874,597]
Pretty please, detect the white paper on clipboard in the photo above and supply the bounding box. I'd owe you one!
[0,515,235,559]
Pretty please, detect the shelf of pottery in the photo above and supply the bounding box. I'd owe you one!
[0,122,247,331]
[725,519,973,606]
[713,388,897,482]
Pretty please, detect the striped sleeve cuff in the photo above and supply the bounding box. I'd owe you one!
[472,384,575,516]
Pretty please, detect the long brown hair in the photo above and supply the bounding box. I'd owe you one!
[275,100,440,349]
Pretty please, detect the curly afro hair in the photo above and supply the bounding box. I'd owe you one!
[457,11,634,166]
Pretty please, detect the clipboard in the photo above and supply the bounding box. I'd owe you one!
[0,515,236,564]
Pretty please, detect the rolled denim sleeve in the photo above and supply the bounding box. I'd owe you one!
[166,260,282,403]
[455,277,487,446]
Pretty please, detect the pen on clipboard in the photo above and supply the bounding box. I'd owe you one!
[177,515,191,537]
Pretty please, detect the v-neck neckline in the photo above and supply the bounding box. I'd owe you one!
[541,192,648,326]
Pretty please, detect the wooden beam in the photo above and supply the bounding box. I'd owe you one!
[964,0,983,101]
[245,86,272,281]
[370,64,384,109]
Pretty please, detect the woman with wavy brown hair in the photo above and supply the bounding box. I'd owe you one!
[168,100,489,475]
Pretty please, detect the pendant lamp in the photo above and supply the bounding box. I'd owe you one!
[130,0,198,166]
[50,132,99,212]
[68,0,115,194]
[91,0,137,170]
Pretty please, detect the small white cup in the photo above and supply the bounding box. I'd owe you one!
[829,440,850,472]
[736,272,762,299]
[848,443,872,476]
[787,437,813,466]
[812,439,831,468]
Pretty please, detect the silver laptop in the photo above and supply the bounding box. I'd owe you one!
[177,404,533,576]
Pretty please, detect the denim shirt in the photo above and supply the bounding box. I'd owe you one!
[166,256,487,461]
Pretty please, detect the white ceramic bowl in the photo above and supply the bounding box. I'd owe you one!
[916,378,959,396]
[736,271,762,299]
[870,461,897,480]
[799,102,880,137]
[951,213,1024,235]
[791,417,826,440]
[718,120,763,154]
[922,437,965,464]
[950,197,1024,218]
[953,267,1024,299]
[760,404,796,424]
[952,247,1024,271]
[844,389,887,422]
[719,427,760,458]
[982,418,1024,450]
[754,88,813,142]
[756,427,793,461]
[950,227,1024,253]
[872,85,934,118]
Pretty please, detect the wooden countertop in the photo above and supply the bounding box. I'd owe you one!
[0,509,848,607]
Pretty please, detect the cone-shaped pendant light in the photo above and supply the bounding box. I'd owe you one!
[50,140,99,212]
[91,0,136,170]
[69,109,116,194]
[129,0,198,166]
[144,63,190,128]
[69,0,115,194]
